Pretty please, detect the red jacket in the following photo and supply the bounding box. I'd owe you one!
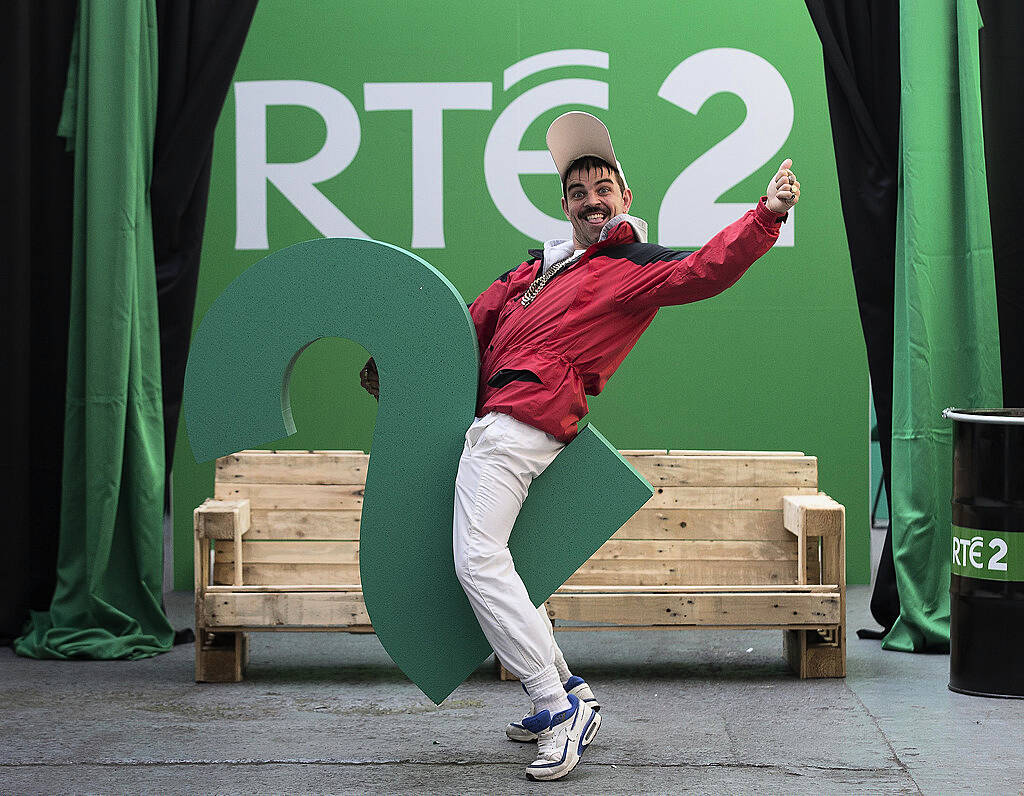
[469,199,785,441]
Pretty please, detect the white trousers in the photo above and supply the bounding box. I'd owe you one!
[453,412,567,700]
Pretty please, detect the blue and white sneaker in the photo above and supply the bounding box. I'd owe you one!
[565,675,600,711]
[523,693,601,781]
[505,677,600,742]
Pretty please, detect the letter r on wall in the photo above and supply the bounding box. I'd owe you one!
[235,80,367,250]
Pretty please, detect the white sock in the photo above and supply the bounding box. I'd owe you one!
[534,690,572,718]
[553,644,572,684]
[537,604,574,685]
[523,664,571,717]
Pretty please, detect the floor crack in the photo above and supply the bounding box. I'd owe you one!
[846,683,924,795]
[0,760,912,773]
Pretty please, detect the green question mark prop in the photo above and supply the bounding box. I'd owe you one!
[184,238,653,703]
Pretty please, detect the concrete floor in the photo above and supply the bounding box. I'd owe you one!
[2,585,1022,795]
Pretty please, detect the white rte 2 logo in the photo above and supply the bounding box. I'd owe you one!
[232,48,796,251]
[952,535,1008,572]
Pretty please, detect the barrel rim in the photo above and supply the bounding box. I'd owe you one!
[942,407,1024,425]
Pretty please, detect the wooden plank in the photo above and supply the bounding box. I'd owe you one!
[666,450,804,456]
[784,627,808,677]
[246,509,362,540]
[203,591,370,628]
[242,508,797,542]
[618,449,668,456]
[783,493,845,538]
[545,592,840,627]
[200,583,838,595]
[627,455,817,488]
[213,562,361,586]
[799,536,815,585]
[797,530,807,585]
[217,451,369,485]
[217,540,359,565]
[566,559,798,587]
[213,556,806,587]
[215,560,803,588]
[819,494,846,676]
[588,539,798,562]
[613,508,790,541]
[194,498,250,540]
[233,535,243,586]
[555,584,836,594]
[194,533,207,593]
[214,483,364,510]
[820,501,845,588]
[203,625,376,633]
[553,624,832,632]
[206,584,363,592]
[235,449,364,454]
[194,629,248,682]
[806,548,822,585]
[801,639,846,678]
[646,486,818,510]
[202,583,838,595]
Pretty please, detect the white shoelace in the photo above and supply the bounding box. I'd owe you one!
[535,726,561,761]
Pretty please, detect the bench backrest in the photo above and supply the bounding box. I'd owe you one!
[570,450,820,587]
[213,451,367,586]
[211,449,819,587]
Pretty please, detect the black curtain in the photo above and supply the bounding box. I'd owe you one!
[152,0,258,502]
[0,2,77,644]
[0,0,257,643]
[979,0,1024,408]
[152,0,257,644]
[804,0,901,634]
[807,0,1024,636]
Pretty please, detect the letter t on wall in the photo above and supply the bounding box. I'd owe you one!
[364,83,492,248]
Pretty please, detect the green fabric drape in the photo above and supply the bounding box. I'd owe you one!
[14,0,173,659]
[885,0,1003,653]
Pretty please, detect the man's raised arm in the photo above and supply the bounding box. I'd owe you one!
[612,159,801,310]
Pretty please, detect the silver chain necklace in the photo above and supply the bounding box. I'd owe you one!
[520,251,585,308]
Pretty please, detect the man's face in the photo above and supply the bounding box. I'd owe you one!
[561,163,633,249]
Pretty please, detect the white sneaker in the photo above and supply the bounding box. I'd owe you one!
[505,718,540,743]
[505,677,600,742]
[523,694,601,781]
[564,675,601,711]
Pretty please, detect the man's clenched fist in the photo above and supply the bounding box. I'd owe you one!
[360,357,379,400]
[765,158,800,215]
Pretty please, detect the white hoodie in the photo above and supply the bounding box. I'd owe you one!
[540,213,649,273]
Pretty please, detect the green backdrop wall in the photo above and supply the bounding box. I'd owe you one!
[173,0,869,589]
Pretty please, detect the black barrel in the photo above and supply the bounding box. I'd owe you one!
[944,408,1024,698]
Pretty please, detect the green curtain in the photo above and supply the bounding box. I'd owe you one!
[885,0,1003,653]
[15,0,173,659]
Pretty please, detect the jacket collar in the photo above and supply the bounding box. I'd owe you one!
[538,213,648,271]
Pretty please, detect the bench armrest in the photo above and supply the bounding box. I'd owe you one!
[194,499,251,589]
[783,493,845,588]
[194,498,251,540]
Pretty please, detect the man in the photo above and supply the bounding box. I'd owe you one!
[360,111,800,781]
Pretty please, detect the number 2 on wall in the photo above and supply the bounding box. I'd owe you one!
[658,48,795,248]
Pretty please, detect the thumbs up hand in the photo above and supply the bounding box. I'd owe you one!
[765,158,800,214]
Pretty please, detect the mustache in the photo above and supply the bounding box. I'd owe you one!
[578,205,609,218]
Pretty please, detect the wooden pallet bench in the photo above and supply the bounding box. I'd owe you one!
[193,449,845,682]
